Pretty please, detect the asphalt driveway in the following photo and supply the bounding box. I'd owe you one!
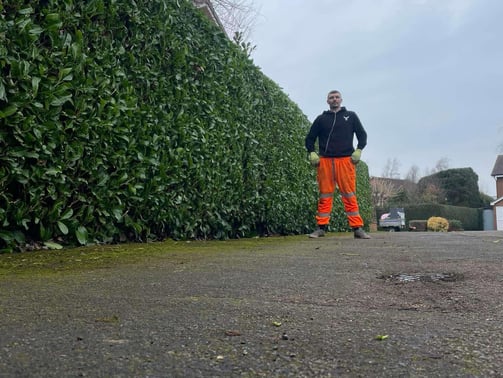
[1,231,502,377]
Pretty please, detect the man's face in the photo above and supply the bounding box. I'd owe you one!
[327,92,342,110]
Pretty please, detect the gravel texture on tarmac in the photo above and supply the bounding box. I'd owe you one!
[1,231,502,377]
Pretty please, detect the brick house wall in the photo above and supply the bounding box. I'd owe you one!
[490,155,503,230]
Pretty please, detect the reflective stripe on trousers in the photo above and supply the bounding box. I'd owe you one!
[315,156,363,228]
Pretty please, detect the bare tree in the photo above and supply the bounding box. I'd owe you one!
[421,183,444,203]
[422,157,450,177]
[211,0,259,42]
[382,158,401,179]
[405,164,420,183]
[371,177,401,208]
[434,157,449,173]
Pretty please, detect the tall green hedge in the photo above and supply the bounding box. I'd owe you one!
[417,168,484,207]
[0,0,372,251]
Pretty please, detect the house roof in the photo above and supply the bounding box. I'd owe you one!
[491,155,503,176]
[192,0,226,34]
[490,196,503,206]
[370,177,417,192]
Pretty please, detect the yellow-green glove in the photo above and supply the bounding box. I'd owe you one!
[351,149,362,164]
[309,151,320,167]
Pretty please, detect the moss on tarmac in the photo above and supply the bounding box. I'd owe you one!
[0,235,309,277]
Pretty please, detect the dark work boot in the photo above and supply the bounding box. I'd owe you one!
[353,227,371,239]
[309,225,327,238]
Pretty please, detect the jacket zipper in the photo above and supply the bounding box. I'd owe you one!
[325,112,337,154]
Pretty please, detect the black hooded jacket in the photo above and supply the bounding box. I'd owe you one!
[305,107,367,157]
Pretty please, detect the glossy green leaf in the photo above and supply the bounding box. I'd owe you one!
[0,105,17,118]
[0,82,6,101]
[76,226,88,245]
[31,77,41,96]
[57,221,69,235]
[60,209,73,220]
[50,95,72,106]
[44,241,63,249]
[29,26,44,35]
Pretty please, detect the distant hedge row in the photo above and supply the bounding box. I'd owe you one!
[377,204,482,231]
[405,204,481,230]
[0,0,372,251]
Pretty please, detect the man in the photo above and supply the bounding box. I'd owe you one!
[305,90,370,239]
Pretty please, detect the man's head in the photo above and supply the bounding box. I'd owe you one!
[327,90,342,112]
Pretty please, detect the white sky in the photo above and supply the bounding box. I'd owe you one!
[248,0,503,197]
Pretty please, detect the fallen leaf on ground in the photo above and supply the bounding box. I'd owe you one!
[375,334,389,341]
[95,315,119,323]
[225,330,241,336]
[44,241,63,250]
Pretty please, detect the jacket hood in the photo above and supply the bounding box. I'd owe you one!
[322,107,347,115]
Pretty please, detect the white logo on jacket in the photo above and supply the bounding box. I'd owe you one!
[343,116,350,121]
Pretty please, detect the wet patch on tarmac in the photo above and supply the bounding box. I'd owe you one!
[379,272,463,283]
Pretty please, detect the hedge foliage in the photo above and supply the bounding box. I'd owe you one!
[404,204,481,231]
[0,0,372,251]
[417,167,484,207]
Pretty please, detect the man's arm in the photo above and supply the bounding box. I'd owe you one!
[305,119,319,152]
[353,113,367,150]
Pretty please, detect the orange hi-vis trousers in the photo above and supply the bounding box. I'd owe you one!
[315,156,364,229]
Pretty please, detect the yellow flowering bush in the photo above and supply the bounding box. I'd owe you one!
[427,217,449,232]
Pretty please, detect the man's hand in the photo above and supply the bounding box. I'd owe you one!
[309,152,320,167]
[351,149,362,164]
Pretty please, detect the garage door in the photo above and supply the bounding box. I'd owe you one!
[497,207,503,230]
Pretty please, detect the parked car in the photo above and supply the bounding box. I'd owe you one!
[379,208,406,231]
